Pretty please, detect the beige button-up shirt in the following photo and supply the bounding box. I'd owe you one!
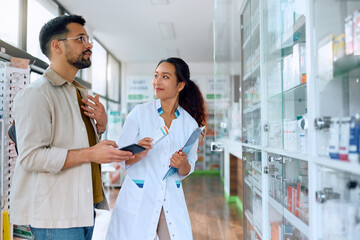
[10,68,107,228]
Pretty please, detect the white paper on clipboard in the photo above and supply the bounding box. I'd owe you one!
[162,126,205,180]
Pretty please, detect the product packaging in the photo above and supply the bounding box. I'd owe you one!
[353,9,360,55]
[348,115,360,163]
[345,14,354,55]
[329,119,340,159]
[339,117,351,161]
[297,110,308,153]
[151,126,169,144]
[333,33,345,61]
[318,34,334,81]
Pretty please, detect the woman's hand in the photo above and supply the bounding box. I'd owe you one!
[170,149,191,176]
[136,137,153,160]
[170,150,187,168]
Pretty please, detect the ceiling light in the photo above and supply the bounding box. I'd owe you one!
[159,22,176,39]
[151,0,169,5]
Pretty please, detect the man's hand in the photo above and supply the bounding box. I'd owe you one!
[89,140,134,164]
[81,94,107,132]
[63,140,134,169]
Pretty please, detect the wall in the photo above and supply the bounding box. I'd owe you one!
[121,61,215,114]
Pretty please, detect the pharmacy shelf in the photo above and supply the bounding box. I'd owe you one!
[222,138,242,159]
[268,196,283,214]
[268,83,306,101]
[267,16,306,59]
[243,35,251,50]
[253,184,262,197]
[283,83,307,102]
[243,59,260,82]
[268,196,309,238]
[242,143,263,151]
[252,164,261,173]
[243,102,261,114]
[334,54,360,77]
[282,15,306,49]
[313,156,360,175]
[245,209,262,238]
[253,60,260,73]
[245,209,253,226]
[243,71,251,81]
[244,177,252,189]
[283,207,309,238]
[242,18,260,50]
[264,147,309,162]
[254,225,263,239]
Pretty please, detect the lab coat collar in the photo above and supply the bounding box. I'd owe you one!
[156,99,181,118]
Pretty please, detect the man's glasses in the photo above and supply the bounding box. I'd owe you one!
[58,35,93,46]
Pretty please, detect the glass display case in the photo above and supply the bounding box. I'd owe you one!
[241,0,261,146]
[315,168,360,240]
[311,0,360,239]
[215,0,360,239]
[243,147,263,239]
[266,153,309,239]
[312,0,360,159]
[263,0,307,152]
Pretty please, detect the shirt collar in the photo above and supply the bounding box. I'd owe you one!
[155,99,181,118]
[43,67,86,90]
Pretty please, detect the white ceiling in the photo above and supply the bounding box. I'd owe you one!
[57,0,215,63]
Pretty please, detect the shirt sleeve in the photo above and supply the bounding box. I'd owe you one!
[14,87,68,174]
[116,105,140,170]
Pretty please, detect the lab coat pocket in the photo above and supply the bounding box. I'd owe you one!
[117,176,145,214]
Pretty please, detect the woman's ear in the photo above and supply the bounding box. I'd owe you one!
[177,81,185,92]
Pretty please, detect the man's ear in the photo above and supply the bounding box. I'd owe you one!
[177,81,185,92]
[51,39,63,56]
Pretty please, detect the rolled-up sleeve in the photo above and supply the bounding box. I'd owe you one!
[14,88,67,174]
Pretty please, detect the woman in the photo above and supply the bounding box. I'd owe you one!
[106,57,207,240]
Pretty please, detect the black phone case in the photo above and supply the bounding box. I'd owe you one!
[119,144,146,154]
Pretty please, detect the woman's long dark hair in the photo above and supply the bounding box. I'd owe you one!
[157,57,207,127]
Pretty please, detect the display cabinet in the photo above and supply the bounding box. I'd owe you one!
[266,153,309,239]
[310,0,360,239]
[215,0,360,239]
[239,1,263,238]
[241,0,261,146]
[243,147,262,239]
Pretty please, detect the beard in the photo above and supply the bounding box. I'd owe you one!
[66,50,92,69]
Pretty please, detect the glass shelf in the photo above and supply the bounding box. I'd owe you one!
[333,54,360,77]
[268,83,306,101]
[282,15,306,48]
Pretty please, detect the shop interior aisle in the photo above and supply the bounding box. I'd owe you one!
[14,175,243,240]
[107,175,243,240]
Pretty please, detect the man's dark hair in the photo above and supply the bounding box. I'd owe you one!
[39,14,86,59]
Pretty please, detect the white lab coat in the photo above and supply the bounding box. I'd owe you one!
[106,99,198,240]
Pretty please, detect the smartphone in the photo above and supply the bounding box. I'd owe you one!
[119,144,146,154]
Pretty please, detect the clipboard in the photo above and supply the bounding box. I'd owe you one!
[162,126,205,180]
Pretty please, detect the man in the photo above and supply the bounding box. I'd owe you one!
[10,15,133,240]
